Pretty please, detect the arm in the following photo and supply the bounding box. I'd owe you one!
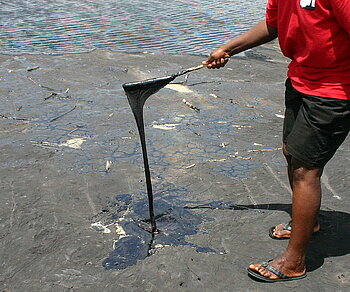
[331,0,350,37]
[203,20,278,69]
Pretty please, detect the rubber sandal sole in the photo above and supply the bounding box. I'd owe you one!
[247,266,307,282]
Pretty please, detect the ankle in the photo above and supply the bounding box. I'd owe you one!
[282,250,306,268]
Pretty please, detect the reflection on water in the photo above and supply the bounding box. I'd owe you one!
[0,0,266,55]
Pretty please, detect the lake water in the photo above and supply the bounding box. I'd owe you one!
[0,0,266,55]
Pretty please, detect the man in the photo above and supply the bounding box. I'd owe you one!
[203,0,350,282]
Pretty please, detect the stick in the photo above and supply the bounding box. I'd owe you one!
[49,105,77,122]
[0,114,28,121]
[172,64,204,78]
[182,99,200,112]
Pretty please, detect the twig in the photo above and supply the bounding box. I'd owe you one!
[105,160,112,173]
[9,181,17,229]
[186,80,217,86]
[30,141,60,151]
[184,203,249,210]
[185,163,196,169]
[0,114,28,121]
[27,76,71,100]
[27,76,55,91]
[247,147,282,153]
[49,105,77,122]
[27,66,40,72]
[182,99,200,112]
[229,154,252,160]
[44,91,71,100]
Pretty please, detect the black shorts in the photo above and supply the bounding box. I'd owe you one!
[283,79,350,168]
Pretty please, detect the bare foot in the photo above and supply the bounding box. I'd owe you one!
[248,256,306,280]
[271,222,320,239]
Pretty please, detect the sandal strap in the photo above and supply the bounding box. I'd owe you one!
[262,261,287,279]
[284,221,292,231]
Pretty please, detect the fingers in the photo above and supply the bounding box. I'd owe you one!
[202,48,231,69]
[203,57,229,69]
[202,58,229,69]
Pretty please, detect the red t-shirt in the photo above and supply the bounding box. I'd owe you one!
[266,0,350,100]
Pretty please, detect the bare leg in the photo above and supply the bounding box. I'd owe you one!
[271,144,320,239]
[283,143,294,190]
[249,156,323,279]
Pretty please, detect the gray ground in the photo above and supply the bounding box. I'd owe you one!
[0,44,349,292]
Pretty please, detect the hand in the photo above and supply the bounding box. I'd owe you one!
[203,48,232,69]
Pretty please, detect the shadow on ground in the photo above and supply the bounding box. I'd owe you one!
[239,203,350,272]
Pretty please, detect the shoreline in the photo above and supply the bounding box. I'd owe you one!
[0,39,284,59]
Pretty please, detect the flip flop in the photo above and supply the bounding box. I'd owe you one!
[268,221,292,240]
[269,221,320,240]
[247,260,307,282]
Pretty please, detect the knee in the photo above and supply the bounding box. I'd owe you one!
[290,157,323,182]
[291,164,308,183]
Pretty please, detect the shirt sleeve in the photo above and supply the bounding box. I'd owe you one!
[266,0,278,28]
[330,0,350,36]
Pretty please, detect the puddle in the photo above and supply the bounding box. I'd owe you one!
[92,190,249,270]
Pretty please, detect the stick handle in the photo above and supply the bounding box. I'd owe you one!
[173,64,205,77]
[173,57,230,77]
[185,57,230,73]
[185,64,205,72]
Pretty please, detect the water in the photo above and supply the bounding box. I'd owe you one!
[0,0,266,55]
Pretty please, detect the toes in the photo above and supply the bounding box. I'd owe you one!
[249,263,278,279]
[273,224,291,237]
[249,263,261,270]
[260,268,271,277]
[274,224,284,233]
[276,230,291,237]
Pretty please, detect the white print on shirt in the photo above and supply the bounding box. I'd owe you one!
[300,0,316,10]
